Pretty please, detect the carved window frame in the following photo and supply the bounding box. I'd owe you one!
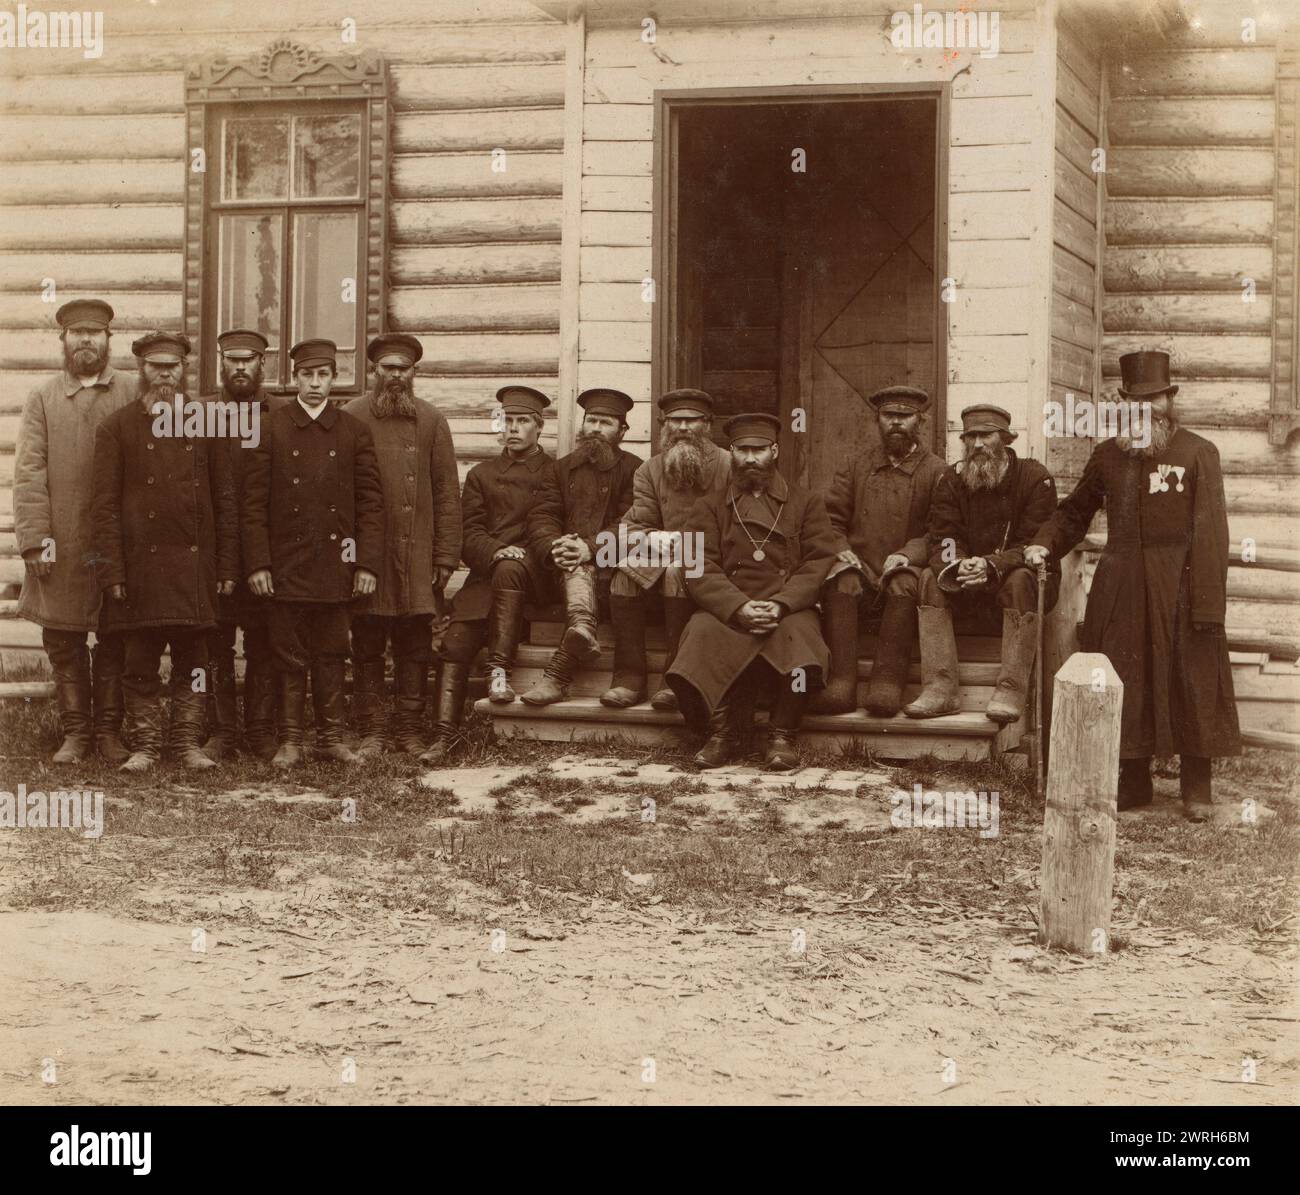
[1272,51,1299,445]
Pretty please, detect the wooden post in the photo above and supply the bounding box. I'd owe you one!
[1039,651,1122,954]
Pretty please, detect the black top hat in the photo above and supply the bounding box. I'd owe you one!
[1117,351,1179,399]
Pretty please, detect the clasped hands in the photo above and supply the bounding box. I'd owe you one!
[549,534,593,571]
[735,599,782,634]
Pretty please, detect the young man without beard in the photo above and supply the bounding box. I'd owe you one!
[200,329,280,761]
[243,339,384,767]
[1027,351,1241,819]
[343,334,462,755]
[420,386,557,763]
[606,388,731,711]
[15,299,134,763]
[666,413,837,771]
[520,388,642,705]
[816,385,946,716]
[92,332,239,772]
[904,404,1059,725]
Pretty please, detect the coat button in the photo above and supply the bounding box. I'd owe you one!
[293,506,300,513]
[190,545,198,552]
[406,474,414,482]
[329,533,338,541]
[329,505,336,512]
[146,442,154,450]
[292,449,300,456]
[150,545,157,553]
[185,443,192,452]
[403,504,411,511]
[292,478,299,485]
[148,511,155,519]
[147,476,154,484]
[329,450,336,458]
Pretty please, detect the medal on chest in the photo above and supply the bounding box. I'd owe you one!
[732,494,783,564]
[1148,463,1186,494]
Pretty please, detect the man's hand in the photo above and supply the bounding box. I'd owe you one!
[1024,544,1050,568]
[836,547,865,572]
[217,580,236,596]
[734,601,772,632]
[551,534,592,571]
[751,599,782,631]
[22,549,53,579]
[434,565,454,591]
[492,545,526,562]
[353,568,377,598]
[108,584,126,601]
[957,556,989,588]
[247,569,274,598]
[881,552,911,575]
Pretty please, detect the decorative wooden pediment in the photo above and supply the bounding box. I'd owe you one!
[186,38,385,102]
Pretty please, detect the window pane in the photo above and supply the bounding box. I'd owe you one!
[222,117,289,201]
[292,211,359,387]
[219,213,283,386]
[293,113,362,199]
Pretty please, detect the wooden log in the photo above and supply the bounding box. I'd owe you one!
[415,332,558,375]
[391,152,563,199]
[394,109,564,153]
[1040,652,1121,955]
[391,198,561,245]
[0,159,185,205]
[0,115,184,160]
[389,284,560,332]
[0,72,186,114]
[0,252,182,294]
[1106,198,1272,245]
[1104,293,1272,335]
[1100,333,1271,378]
[0,331,178,371]
[390,244,559,285]
[0,206,184,252]
[1108,98,1274,145]
[412,375,557,413]
[1106,147,1274,198]
[1104,246,1272,293]
[0,292,180,331]
[1109,49,1276,97]
[391,64,565,111]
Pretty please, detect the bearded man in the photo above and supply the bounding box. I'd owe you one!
[15,299,134,763]
[520,388,642,705]
[1027,351,1241,819]
[343,334,462,755]
[904,404,1059,724]
[604,388,731,710]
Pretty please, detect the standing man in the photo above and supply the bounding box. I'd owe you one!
[200,329,279,761]
[608,388,731,711]
[242,339,384,767]
[1027,351,1241,818]
[15,299,135,763]
[344,333,461,755]
[817,385,946,716]
[92,331,239,771]
[904,404,1058,724]
[667,413,837,771]
[520,388,642,706]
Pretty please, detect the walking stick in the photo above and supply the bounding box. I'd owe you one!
[1034,562,1047,802]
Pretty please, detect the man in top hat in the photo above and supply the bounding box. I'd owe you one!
[243,338,384,767]
[666,413,837,771]
[200,328,282,761]
[421,384,558,763]
[92,331,239,771]
[904,404,1059,724]
[519,387,643,705]
[343,333,462,755]
[1027,351,1241,818]
[816,384,947,716]
[15,298,135,763]
[607,388,732,711]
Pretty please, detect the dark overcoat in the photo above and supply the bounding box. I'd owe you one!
[1033,429,1241,759]
[667,470,837,718]
[92,399,239,633]
[241,400,385,605]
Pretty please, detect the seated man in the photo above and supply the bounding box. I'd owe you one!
[904,404,1059,724]
[666,413,837,771]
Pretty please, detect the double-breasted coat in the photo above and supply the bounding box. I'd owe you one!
[91,399,239,633]
[343,393,462,617]
[14,366,135,631]
[1033,429,1242,759]
[528,446,643,581]
[241,401,385,605]
[667,470,838,717]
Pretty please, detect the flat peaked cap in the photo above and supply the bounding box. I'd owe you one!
[959,404,1017,441]
[578,387,634,421]
[290,339,337,371]
[724,412,782,446]
[217,328,269,356]
[1117,350,1179,399]
[867,385,930,414]
[56,299,114,330]
[495,385,551,416]
[657,388,714,417]
[367,333,423,366]
[131,330,191,362]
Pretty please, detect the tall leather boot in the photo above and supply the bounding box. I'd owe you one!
[119,691,163,773]
[766,684,809,771]
[272,671,307,768]
[50,651,92,764]
[201,659,238,761]
[560,565,601,665]
[694,699,745,769]
[1118,756,1153,810]
[353,658,388,757]
[170,678,216,770]
[1180,756,1213,821]
[903,606,961,719]
[91,636,129,764]
[810,589,860,715]
[485,588,527,704]
[312,659,360,763]
[864,595,916,717]
[521,645,577,706]
[393,658,429,754]
[985,609,1039,725]
[420,660,470,765]
[243,656,278,761]
[601,595,648,708]
[650,596,693,711]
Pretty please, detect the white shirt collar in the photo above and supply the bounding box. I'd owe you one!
[297,396,327,421]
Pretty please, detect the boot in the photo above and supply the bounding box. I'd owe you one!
[170,680,216,770]
[91,638,129,764]
[694,700,744,769]
[312,659,359,763]
[119,690,163,773]
[765,685,808,771]
[903,606,961,719]
[485,589,526,704]
[521,645,577,706]
[51,670,93,765]
[985,609,1038,725]
[393,658,429,754]
[810,590,860,715]
[352,658,389,757]
[243,656,278,761]
[201,659,238,761]
[420,660,470,765]
[601,595,648,708]
[864,595,916,717]
[560,566,600,664]
[1118,757,1153,810]
[651,596,693,711]
[272,671,306,768]
[1179,755,1213,821]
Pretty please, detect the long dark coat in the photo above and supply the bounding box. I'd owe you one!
[451,447,558,622]
[1034,430,1241,759]
[241,401,385,605]
[667,470,837,718]
[92,399,239,633]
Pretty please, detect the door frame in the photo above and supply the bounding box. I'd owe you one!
[651,83,951,478]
